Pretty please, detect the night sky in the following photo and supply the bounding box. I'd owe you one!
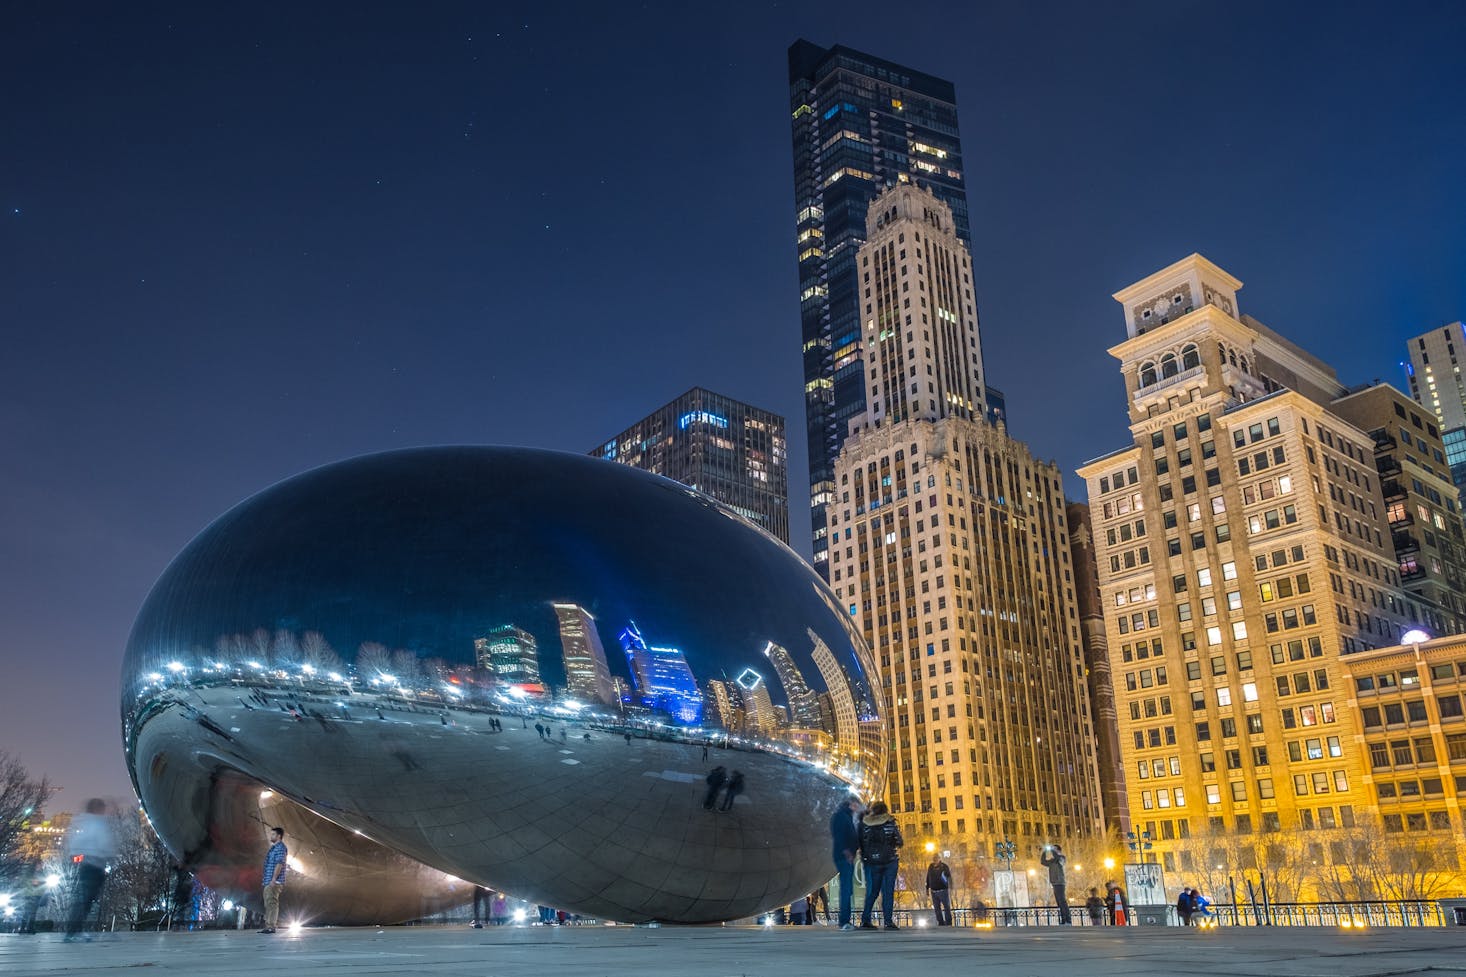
[4,2,1463,812]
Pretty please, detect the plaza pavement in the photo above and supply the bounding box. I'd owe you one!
[4,922,1466,977]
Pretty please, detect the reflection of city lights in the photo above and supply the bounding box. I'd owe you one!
[512,908,527,923]
[45,874,61,888]
[328,672,344,682]
[147,672,164,683]
[301,664,316,675]
[247,661,263,670]
[0,893,11,907]
[167,661,185,673]
[222,900,234,911]
[289,920,302,933]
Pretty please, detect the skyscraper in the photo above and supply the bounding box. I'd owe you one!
[553,602,615,706]
[761,640,823,729]
[618,622,703,724]
[473,624,541,685]
[590,387,789,543]
[788,39,975,573]
[1403,322,1466,491]
[1330,383,1466,635]
[1079,254,1419,880]
[832,184,1102,866]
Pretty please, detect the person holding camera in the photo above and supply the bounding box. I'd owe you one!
[1039,843,1071,924]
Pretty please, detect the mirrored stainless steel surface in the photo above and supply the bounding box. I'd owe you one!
[123,447,885,924]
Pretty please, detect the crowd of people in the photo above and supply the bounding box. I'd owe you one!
[32,788,1211,938]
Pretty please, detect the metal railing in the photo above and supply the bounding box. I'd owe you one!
[813,900,1452,929]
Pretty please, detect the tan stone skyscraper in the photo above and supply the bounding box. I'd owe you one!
[831,184,1103,871]
[1079,254,1419,880]
[553,602,615,706]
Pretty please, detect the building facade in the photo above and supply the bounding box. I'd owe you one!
[831,186,1102,873]
[590,387,789,544]
[473,624,540,685]
[1079,254,1421,879]
[1067,502,1132,836]
[788,40,978,573]
[1404,322,1466,492]
[1331,383,1466,635]
[553,602,616,706]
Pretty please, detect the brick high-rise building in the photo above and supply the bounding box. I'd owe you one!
[1079,254,1419,881]
[831,185,1102,873]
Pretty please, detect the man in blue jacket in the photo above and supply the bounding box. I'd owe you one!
[828,795,863,930]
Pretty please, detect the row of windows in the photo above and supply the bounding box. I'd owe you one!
[1360,697,1463,726]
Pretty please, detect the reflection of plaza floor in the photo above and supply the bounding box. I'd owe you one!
[3,923,1465,977]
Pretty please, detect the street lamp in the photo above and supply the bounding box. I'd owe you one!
[1125,830,1154,863]
[994,840,1017,870]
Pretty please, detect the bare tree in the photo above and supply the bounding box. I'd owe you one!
[0,751,55,887]
[357,642,391,678]
[299,631,342,673]
[271,629,301,667]
[101,807,179,928]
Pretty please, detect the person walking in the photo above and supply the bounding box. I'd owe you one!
[810,883,830,924]
[829,796,862,930]
[1039,843,1070,924]
[925,853,953,925]
[63,798,117,942]
[259,826,288,934]
[857,801,903,930]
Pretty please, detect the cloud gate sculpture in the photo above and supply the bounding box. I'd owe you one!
[122,447,885,924]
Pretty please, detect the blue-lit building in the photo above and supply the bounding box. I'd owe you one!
[590,387,789,543]
[788,40,986,573]
[619,622,703,725]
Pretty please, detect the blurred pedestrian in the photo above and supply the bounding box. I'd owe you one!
[829,795,862,930]
[63,799,117,942]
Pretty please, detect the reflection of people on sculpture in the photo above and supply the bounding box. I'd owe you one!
[719,770,745,810]
[858,800,903,929]
[703,766,727,809]
[472,885,490,928]
[829,794,863,930]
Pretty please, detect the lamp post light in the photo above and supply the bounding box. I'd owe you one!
[994,840,1017,870]
[1125,830,1154,864]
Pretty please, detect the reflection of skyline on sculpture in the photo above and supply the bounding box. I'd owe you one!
[177,603,877,761]
[122,447,885,924]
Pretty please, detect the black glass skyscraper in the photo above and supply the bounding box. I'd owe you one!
[788,40,973,573]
